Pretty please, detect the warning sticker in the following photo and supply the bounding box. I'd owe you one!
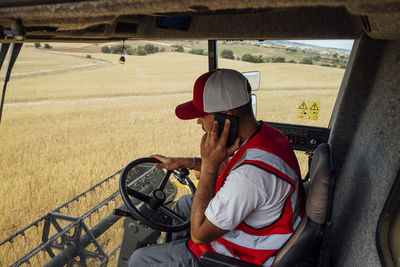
[298,102,308,110]
[298,101,320,120]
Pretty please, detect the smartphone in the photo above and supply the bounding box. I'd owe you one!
[214,113,239,147]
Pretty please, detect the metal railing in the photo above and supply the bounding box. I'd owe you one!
[1,169,124,267]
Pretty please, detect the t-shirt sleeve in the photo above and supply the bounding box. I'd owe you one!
[204,164,291,230]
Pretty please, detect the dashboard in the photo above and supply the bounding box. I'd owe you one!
[266,122,330,152]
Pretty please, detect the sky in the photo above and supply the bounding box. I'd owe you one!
[289,40,354,50]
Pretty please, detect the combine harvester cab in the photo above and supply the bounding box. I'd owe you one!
[0,1,399,267]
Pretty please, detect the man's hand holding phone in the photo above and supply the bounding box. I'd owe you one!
[200,114,240,175]
[214,113,239,147]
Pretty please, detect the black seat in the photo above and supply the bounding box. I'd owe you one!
[199,143,334,267]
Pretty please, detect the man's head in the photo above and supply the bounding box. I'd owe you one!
[175,69,252,121]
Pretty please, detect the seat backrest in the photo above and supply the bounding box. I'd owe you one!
[272,143,333,267]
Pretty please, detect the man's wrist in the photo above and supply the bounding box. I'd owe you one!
[189,157,197,170]
[200,162,219,176]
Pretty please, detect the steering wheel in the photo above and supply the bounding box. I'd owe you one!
[119,157,196,232]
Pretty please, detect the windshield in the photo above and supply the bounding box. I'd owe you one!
[0,40,352,265]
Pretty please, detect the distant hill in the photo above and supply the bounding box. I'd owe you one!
[263,40,352,53]
[30,40,350,70]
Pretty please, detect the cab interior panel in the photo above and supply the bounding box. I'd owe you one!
[328,34,400,266]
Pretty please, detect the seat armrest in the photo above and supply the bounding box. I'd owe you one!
[199,251,261,267]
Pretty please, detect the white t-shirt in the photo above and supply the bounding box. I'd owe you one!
[205,164,292,230]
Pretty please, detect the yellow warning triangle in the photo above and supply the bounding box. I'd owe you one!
[310,103,319,110]
[298,102,307,109]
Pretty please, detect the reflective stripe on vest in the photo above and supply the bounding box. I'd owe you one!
[233,148,298,183]
[220,215,302,250]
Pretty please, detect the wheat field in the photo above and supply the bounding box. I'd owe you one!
[0,43,345,265]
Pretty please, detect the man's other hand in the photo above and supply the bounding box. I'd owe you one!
[151,155,198,171]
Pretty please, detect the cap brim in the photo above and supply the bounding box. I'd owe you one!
[175,100,208,120]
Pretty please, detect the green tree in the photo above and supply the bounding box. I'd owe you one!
[313,55,322,61]
[189,48,204,55]
[34,43,41,48]
[172,45,184,52]
[144,44,156,54]
[125,46,135,55]
[136,46,147,56]
[220,49,234,59]
[300,57,313,65]
[110,45,123,54]
[109,44,133,54]
[241,53,253,62]
[101,46,111,53]
[272,56,286,63]
[242,53,263,63]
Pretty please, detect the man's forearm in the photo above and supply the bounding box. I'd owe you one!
[190,165,218,243]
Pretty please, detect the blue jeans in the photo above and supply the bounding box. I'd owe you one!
[128,195,200,267]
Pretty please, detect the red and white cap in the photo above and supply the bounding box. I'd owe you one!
[175,69,250,120]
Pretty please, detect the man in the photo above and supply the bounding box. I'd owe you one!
[129,69,305,266]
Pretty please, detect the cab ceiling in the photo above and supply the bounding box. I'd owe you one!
[0,0,400,42]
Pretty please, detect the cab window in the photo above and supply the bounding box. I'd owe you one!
[217,40,353,176]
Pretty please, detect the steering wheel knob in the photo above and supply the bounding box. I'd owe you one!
[147,189,166,209]
[153,189,166,201]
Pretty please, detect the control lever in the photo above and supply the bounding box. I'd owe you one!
[173,168,196,193]
[303,139,317,182]
[174,168,190,185]
[114,208,134,217]
[306,139,317,155]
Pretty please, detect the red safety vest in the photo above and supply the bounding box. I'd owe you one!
[188,122,305,266]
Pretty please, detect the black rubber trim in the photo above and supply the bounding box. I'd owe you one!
[376,170,400,267]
